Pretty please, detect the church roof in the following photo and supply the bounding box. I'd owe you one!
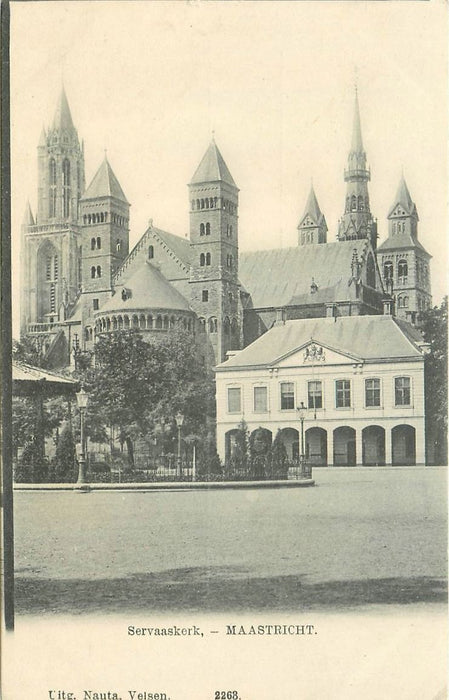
[388,177,418,218]
[151,228,191,268]
[81,157,129,203]
[377,233,430,256]
[217,315,424,370]
[239,239,369,309]
[298,185,325,227]
[351,89,364,153]
[98,261,191,315]
[190,140,237,187]
[52,87,75,132]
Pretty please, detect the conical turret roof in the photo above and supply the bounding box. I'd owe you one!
[190,139,237,187]
[300,184,324,225]
[38,125,47,147]
[52,87,75,132]
[388,176,418,218]
[22,200,35,226]
[81,156,129,203]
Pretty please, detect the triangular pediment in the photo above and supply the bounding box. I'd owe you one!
[275,338,363,368]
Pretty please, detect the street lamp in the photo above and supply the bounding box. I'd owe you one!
[76,387,89,485]
[296,401,307,478]
[175,412,184,480]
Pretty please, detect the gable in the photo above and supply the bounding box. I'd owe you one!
[276,340,362,368]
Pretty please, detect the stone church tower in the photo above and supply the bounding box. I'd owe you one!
[338,90,377,249]
[188,139,240,364]
[79,156,130,343]
[20,87,85,336]
[377,176,432,323]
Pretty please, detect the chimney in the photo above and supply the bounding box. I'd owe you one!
[275,307,286,325]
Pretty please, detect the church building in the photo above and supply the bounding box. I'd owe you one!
[20,87,432,373]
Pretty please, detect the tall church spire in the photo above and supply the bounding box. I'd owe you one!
[338,88,377,249]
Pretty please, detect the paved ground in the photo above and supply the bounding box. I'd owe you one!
[13,467,447,614]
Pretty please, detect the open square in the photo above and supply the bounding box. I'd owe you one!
[14,467,447,615]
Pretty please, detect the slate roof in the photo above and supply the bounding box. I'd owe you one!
[151,228,191,268]
[299,186,326,227]
[217,315,425,369]
[52,87,75,132]
[82,157,128,203]
[98,261,192,314]
[388,177,417,218]
[190,140,237,187]
[239,239,369,309]
[377,233,430,255]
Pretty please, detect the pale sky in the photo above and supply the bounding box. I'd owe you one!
[10,1,448,337]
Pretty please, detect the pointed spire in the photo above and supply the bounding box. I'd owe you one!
[38,125,47,148]
[351,87,364,153]
[302,184,323,224]
[81,154,128,202]
[22,200,35,226]
[190,140,237,187]
[52,86,75,132]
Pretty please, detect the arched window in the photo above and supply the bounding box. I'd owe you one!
[196,199,200,209]
[209,317,217,333]
[358,195,364,211]
[200,253,205,266]
[62,159,71,218]
[112,317,118,330]
[163,316,169,329]
[91,237,96,250]
[49,159,57,218]
[366,253,375,288]
[205,199,209,209]
[124,316,130,329]
[118,316,123,330]
[200,223,205,236]
[139,315,146,329]
[96,265,102,278]
[383,261,393,280]
[403,296,409,308]
[116,239,121,252]
[148,245,154,259]
[201,199,205,209]
[96,237,101,250]
[206,223,211,235]
[198,318,206,332]
[91,266,96,279]
[397,296,404,308]
[156,315,162,329]
[206,252,211,265]
[147,315,153,329]
[351,195,357,211]
[398,260,408,284]
[132,315,139,329]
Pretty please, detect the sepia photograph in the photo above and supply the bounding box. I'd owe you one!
[2,1,448,698]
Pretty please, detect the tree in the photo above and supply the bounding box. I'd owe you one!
[421,297,448,465]
[50,426,77,482]
[78,329,216,467]
[267,430,289,479]
[227,420,250,478]
[249,427,271,478]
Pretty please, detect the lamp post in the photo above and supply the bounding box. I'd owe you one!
[296,401,307,478]
[76,387,89,485]
[175,412,184,480]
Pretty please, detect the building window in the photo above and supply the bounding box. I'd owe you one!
[93,299,99,311]
[200,253,205,266]
[280,382,295,410]
[49,159,56,218]
[254,386,268,413]
[398,260,408,285]
[308,381,322,409]
[96,237,101,250]
[91,266,96,278]
[62,159,71,218]
[96,265,102,278]
[148,245,154,259]
[91,237,96,250]
[46,257,52,280]
[395,377,411,406]
[206,223,211,235]
[198,318,206,332]
[200,223,205,236]
[336,380,351,408]
[206,252,211,265]
[202,290,208,302]
[49,283,56,313]
[228,387,241,413]
[384,261,393,280]
[208,317,217,333]
[365,378,381,407]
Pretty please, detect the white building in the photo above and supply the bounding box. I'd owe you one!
[215,315,430,467]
